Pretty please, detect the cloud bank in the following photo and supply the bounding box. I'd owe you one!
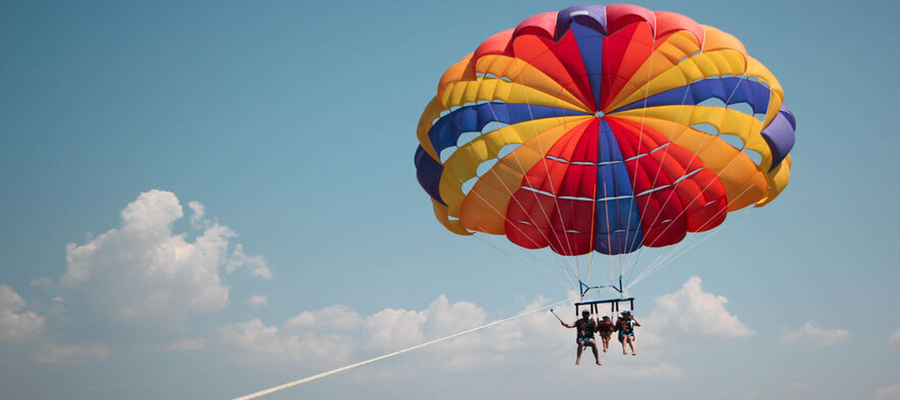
[165,338,207,352]
[889,328,900,348]
[29,343,111,365]
[874,383,900,400]
[645,276,754,344]
[218,295,495,371]
[248,295,268,307]
[59,190,271,323]
[217,279,748,378]
[778,321,850,347]
[0,285,45,342]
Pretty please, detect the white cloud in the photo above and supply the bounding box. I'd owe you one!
[165,338,207,352]
[59,190,270,323]
[30,344,110,365]
[218,295,489,370]
[421,295,485,338]
[30,278,52,289]
[225,244,273,279]
[874,383,900,400]
[284,304,362,332]
[0,285,45,342]
[363,307,427,351]
[363,295,487,353]
[646,276,754,340]
[217,292,690,381]
[188,201,207,228]
[51,296,68,315]
[248,295,268,307]
[216,281,761,384]
[217,319,354,368]
[889,328,900,348]
[597,362,685,379]
[778,320,850,346]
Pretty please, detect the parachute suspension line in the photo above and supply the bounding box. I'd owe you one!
[636,65,755,248]
[459,164,580,286]
[621,36,731,291]
[622,243,643,294]
[596,179,614,288]
[627,186,756,288]
[460,78,579,282]
[586,249,595,284]
[657,207,752,270]
[586,152,600,285]
[492,59,574,276]
[627,188,756,289]
[629,50,697,251]
[229,299,570,400]
[476,168,578,281]
[511,58,582,280]
[628,82,773,289]
[472,233,575,292]
[625,69,759,286]
[619,31,662,290]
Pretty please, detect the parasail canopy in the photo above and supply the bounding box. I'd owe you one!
[414,4,795,262]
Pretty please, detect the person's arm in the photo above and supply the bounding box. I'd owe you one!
[562,321,575,328]
[632,318,641,327]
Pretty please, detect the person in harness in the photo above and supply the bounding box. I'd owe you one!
[615,310,641,356]
[596,315,615,353]
[561,309,601,365]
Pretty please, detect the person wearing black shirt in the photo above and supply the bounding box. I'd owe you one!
[561,310,601,365]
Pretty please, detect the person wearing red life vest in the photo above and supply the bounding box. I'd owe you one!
[596,316,615,353]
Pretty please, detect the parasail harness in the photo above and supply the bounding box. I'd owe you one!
[574,276,634,318]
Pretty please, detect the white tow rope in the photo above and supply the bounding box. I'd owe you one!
[230,298,568,400]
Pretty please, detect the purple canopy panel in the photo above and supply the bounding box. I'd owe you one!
[760,107,796,171]
[556,5,608,38]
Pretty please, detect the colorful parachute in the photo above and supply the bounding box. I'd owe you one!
[415,4,795,258]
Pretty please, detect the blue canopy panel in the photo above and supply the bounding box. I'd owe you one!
[610,77,772,114]
[570,21,605,112]
[594,119,643,255]
[426,103,588,155]
[414,145,445,205]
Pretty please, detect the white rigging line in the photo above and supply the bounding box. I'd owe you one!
[626,194,755,289]
[614,42,764,292]
[515,63,582,270]
[616,29,663,290]
[229,298,569,400]
[483,68,587,278]
[437,79,580,282]
[473,233,576,293]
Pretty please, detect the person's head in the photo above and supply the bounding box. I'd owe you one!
[602,316,610,321]
[622,310,632,319]
[582,310,590,318]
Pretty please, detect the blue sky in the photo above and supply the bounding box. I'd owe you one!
[2,1,899,399]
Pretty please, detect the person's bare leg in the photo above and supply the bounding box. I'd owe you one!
[601,336,609,353]
[576,344,584,365]
[628,337,636,356]
[590,343,601,365]
[620,337,627,355]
